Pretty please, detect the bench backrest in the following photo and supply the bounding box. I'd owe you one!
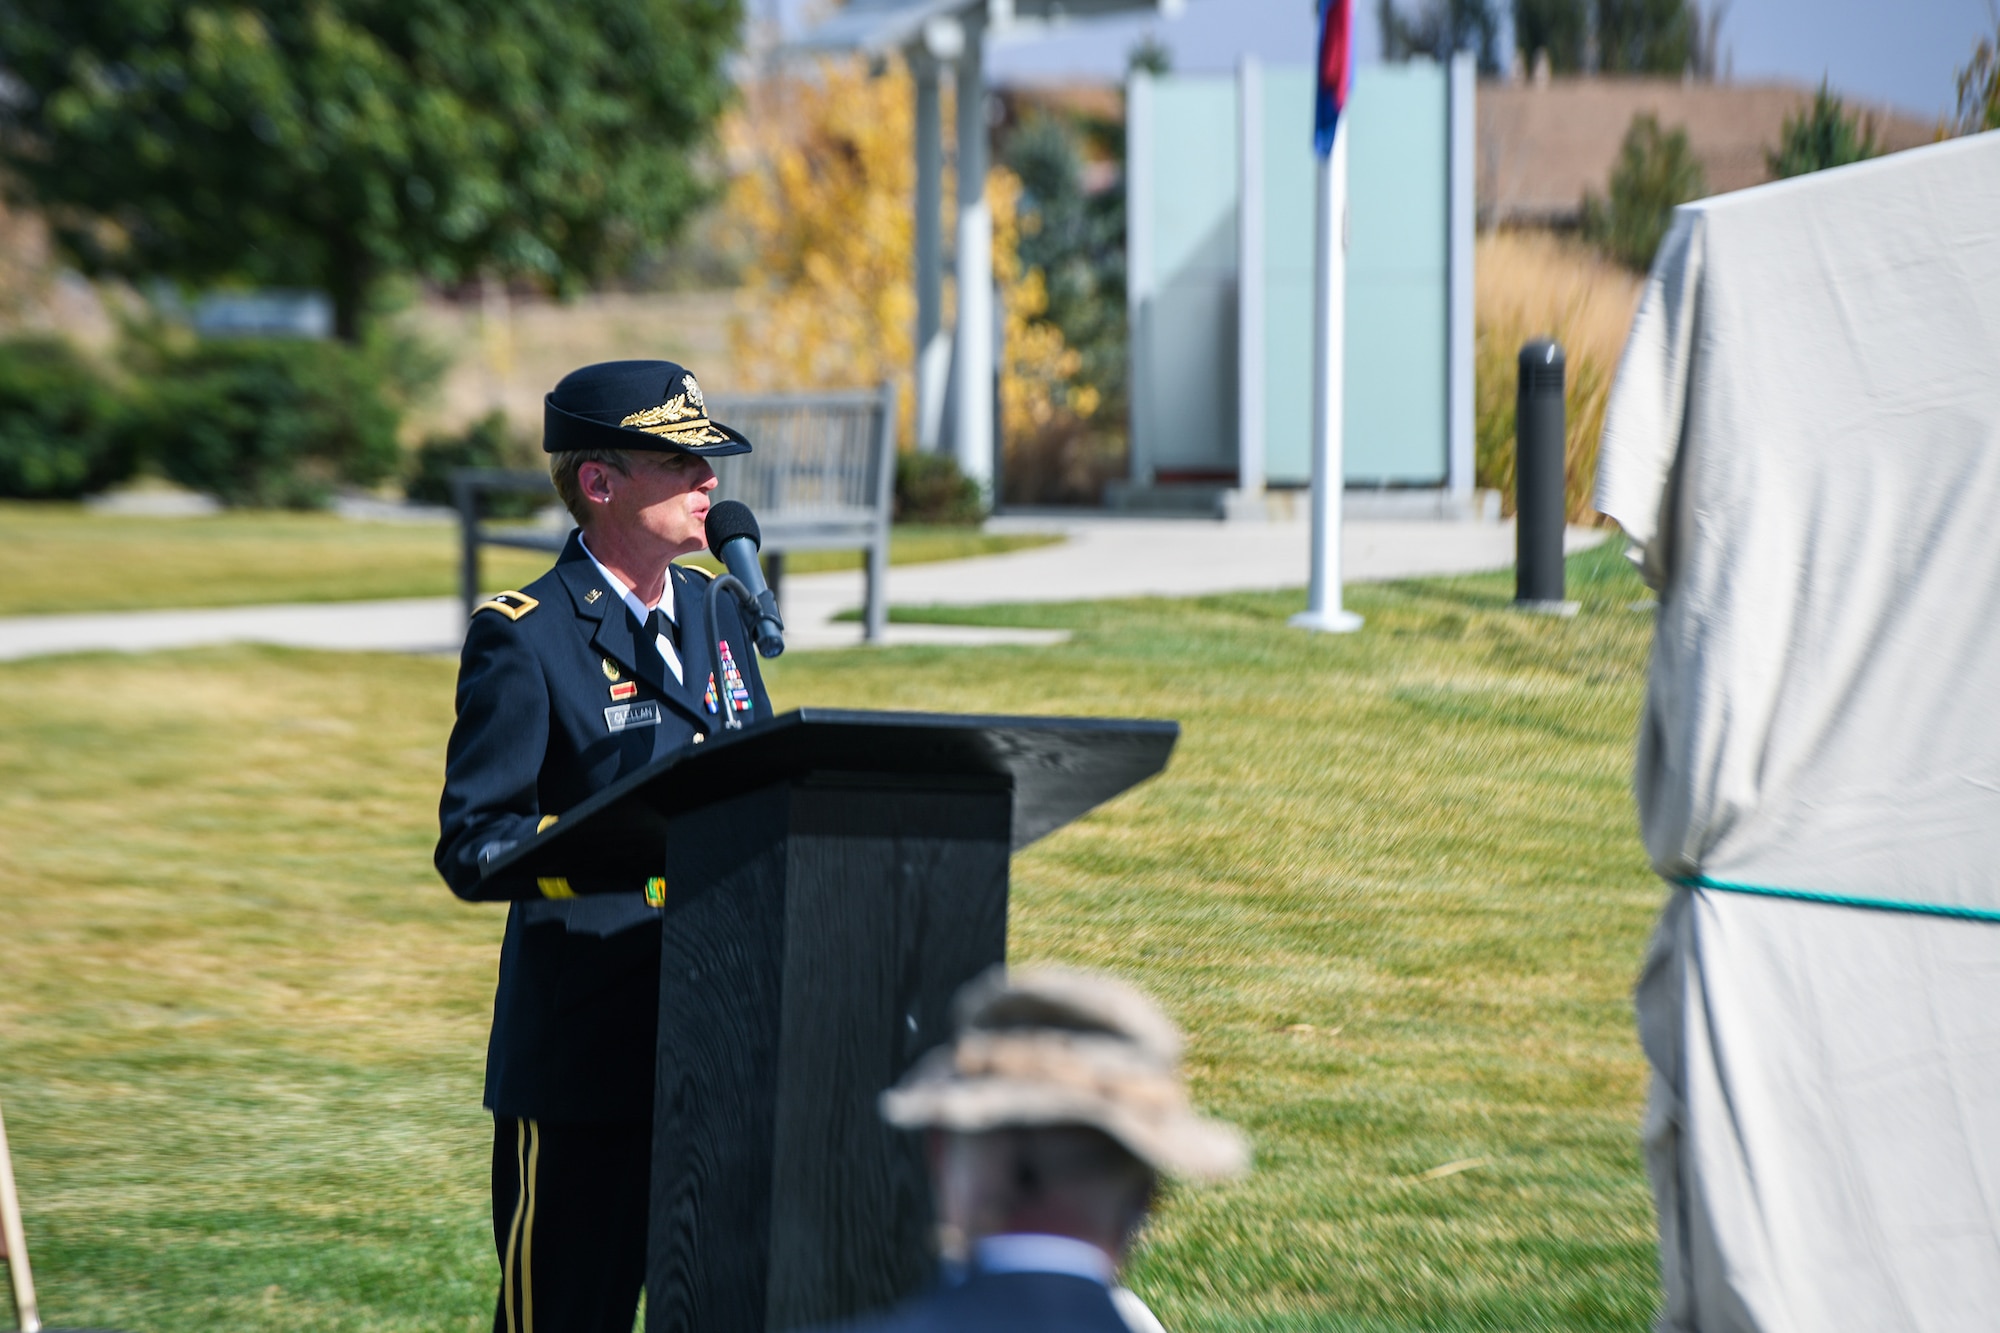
[707,385,896,545]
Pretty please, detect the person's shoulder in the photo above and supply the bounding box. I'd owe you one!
[469,589,543,623]
[468,563,576,636]
[672,560,715,584]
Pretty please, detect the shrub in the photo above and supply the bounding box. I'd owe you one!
[1581,113,1706,272]
[1954,28,2000,135]
[138,339,401,509]
[0,338,137,499]
[406,410,545,516]
[895,450,983,525]
[1767,81,1879,179]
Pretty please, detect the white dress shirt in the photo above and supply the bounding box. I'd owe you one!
[972,1234,1168,1333]
[579,534,683,686]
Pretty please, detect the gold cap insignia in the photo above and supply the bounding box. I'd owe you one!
[619,380,730,446]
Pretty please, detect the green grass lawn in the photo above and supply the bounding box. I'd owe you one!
[0,502,1060,616]
[0,542,1664,1332]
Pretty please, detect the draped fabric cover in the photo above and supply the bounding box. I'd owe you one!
[1594,132,2000,1332]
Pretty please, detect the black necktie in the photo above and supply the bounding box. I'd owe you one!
[651,606,679,673]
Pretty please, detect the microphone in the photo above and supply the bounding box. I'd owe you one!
[704,500,785,658]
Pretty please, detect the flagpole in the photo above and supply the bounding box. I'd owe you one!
[1291,110,1363,635]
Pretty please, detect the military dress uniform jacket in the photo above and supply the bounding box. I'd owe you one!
[435,531,771,1124]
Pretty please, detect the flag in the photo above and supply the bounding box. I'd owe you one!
[1314,0,1352,158]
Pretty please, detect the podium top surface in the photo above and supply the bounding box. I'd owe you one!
[487,708,1178,884]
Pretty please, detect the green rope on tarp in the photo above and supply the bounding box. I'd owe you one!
[1679,874,2000,924]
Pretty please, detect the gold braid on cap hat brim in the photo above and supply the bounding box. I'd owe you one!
[620,394,732,446]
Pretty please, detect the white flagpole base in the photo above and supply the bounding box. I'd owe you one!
[1289,608,1364,634]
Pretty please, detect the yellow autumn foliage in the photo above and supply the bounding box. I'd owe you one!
[990,167,1100,434]
[723,57,1092,459]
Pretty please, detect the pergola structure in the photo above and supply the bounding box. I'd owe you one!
[797,0,1182,498]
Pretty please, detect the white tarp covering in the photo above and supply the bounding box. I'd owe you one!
[1595,132,2000,1331]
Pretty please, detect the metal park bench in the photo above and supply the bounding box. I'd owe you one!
[452,383,897,642]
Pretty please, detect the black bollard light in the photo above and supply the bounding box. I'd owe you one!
[1515,339,1570,610]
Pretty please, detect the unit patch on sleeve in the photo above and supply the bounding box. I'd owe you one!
[473,590,540,620]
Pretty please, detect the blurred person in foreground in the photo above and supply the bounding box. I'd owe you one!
[826,966,1249,1333]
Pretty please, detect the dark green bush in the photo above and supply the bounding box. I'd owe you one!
[1768,81,1879,179]
[406,410,546,516]
[1581,113,1706,272]
[0,338,137,499]
[895,450,983,525]
[138,339,401,508]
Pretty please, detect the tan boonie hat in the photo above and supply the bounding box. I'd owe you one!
[881,965,1250,1182]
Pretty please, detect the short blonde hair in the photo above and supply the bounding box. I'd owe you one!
[549,449,631,527]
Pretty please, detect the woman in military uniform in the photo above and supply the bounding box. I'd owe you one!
[435,359,772,1333]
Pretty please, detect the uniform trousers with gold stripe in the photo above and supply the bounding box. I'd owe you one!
[491,1116,651,1333]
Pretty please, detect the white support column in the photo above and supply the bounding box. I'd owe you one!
[1446,51,1476,504]
[1290,121,1363,635]
[952,17,995,499]
[1234,55,1266,515]
[913,50,948,452]
[1125,71,1155,487]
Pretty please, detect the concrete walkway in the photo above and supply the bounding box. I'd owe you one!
[0,516,1608,661]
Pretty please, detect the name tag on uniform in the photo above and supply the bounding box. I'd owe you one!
[604,701,662,733]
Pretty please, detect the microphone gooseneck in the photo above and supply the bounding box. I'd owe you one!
[704,500,785,658]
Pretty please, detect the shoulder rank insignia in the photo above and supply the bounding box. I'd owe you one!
[676,562,714,582]
[473,591,539,620]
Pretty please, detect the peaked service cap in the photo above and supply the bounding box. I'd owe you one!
[543,359,752,457]
[881,965,1250,1182]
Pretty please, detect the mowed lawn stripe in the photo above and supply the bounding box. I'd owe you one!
[0,541,1662,1332]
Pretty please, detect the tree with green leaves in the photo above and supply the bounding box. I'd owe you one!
[1767,81,1879,179]
[1126,33,1172,77]
[1002,112,1126,431]
[0,1,741,341]
[1594,0,1694,74]
[1513,0,1587,73]
[1582,112,1705,270]
[1511,0,1703,76]
[1378,0,1502,73]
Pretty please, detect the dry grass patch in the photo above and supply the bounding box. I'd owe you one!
[1476,231,1645,522]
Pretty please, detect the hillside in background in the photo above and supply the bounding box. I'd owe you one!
[1479,76,1936,226]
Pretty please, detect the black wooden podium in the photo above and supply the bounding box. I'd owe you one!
[486,708,1177,1333]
